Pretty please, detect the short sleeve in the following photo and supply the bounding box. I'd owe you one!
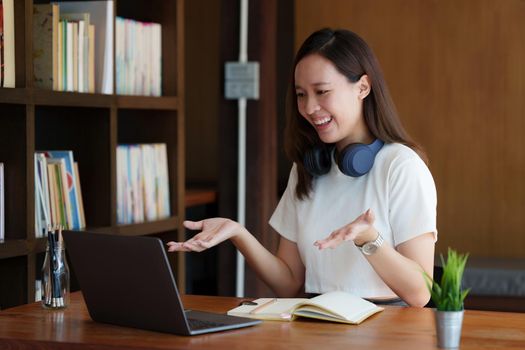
[388,156,437,246]
[269,164,300,242]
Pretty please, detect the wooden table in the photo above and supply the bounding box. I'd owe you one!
[0,292,524,349]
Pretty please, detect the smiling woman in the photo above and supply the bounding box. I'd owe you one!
[168,28,437,308]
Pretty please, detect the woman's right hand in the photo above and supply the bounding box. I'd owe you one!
[167,218,246,252]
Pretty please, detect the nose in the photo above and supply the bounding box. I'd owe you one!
[304,96,320,115]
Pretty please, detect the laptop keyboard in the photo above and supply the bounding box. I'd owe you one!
[188,318,228,330]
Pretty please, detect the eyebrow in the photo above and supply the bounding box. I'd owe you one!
[295,82,331,89]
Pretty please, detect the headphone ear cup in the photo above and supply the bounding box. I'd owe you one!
[303,146,332,177]
[338,139,384,177]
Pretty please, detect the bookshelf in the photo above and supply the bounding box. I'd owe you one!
[0,0,185,309]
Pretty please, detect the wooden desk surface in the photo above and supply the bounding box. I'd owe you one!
[0,292,524,350]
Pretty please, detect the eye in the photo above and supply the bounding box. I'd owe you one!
[317,90,329,95]
[296,91,305,98]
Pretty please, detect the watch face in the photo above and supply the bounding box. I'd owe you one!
[362,242,378,255]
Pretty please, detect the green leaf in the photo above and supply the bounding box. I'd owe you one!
[423,248,469,311]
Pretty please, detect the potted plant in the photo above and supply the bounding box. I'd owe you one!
[425,248,470,349]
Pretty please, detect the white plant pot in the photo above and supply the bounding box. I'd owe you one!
[434,309,464,348]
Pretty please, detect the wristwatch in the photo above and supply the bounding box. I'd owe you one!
[355,232,384,256]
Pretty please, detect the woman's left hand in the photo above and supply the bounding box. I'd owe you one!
[314,209,379,250]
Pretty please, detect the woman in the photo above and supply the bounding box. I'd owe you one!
[168,28,437,307]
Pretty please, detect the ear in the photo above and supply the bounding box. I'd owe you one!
[357,74,371,99]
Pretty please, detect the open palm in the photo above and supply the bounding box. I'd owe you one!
[167,218,243,252]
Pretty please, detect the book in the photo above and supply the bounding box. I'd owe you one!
[47,159,71,229]
[60,13,89,93]
[87,24,95,93]
[59,1,114,94]
[1,0,15,87]
[33,3,59,90]
[1,1,3,86]
[141,144,157,221]
[34,154,52,237]
[115,17,162,96]
[73,162,85,228]
[46,162,59,227]
[154,143,170,219]
[227,291,384,325]
[42,151,82,230]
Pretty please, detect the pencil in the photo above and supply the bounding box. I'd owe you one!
[249,298,278,314]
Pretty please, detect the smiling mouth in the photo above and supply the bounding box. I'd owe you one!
[313,116,333,127]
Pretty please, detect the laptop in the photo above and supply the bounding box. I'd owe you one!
[62,231,261,335]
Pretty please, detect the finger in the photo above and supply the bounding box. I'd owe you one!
[166,241,190,252]
[364,208,375,223]
[314,231,344,250]
[184,220,204,230]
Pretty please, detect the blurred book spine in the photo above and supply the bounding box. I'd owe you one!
[117,143,170,224]
[116,16,162,96]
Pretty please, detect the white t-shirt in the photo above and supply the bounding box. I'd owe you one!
[269,143,437,298]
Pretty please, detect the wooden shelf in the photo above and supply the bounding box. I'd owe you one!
[88,216,179,236]
[0,88,27,104]
[0,0,185,309]
[0,240,28,259]
[32,89,114,108]
[116,95,178,110]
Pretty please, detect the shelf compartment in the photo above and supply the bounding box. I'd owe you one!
[117,109,181,219]
[116,0,180,96]
[35,106,112,228]
[0,105,29,240]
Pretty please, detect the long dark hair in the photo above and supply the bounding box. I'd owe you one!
[284,28,425,199]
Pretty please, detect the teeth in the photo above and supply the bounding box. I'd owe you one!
[313,117,332,126]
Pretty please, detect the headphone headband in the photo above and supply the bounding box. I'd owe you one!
[304,139,384,178]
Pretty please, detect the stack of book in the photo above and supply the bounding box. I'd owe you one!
[1,0,16,88]
[116,16,162,96]
[116,143,170,225]
[34,151,85,237]
[33,1,114,94]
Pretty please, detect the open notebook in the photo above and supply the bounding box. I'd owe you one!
[228,291,384,324]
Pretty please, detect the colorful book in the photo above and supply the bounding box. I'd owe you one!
[42,151,82,229]
[154,143,170,219]
[59,1,113,94]
[129,145,144,223]
[73,162,85,228]
[60,13,89,92]
[141,144,157,221]
[47,159,70,229]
